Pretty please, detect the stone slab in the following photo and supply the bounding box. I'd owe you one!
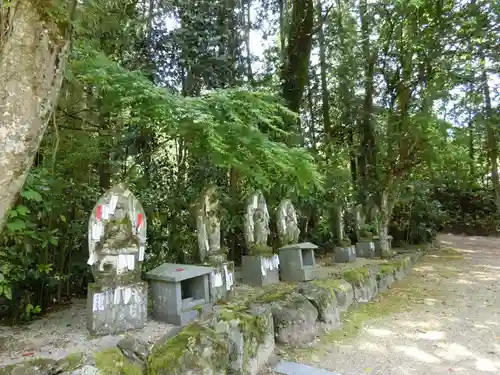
[146,263,213,282]
[355,241,375,258]
[279,242,318,251]
[334,245,356,263]
[241,255,280,287]
[209,261,235,302]
[274,361,342,375]
[87,282,147,335]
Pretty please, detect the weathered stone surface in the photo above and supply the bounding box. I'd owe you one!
[296,281,341,328]
[267,292,319,345]
[209,304,274,375]
[146,263,213,326]
[331,280,354,313]
[241,255,280,287]
[353,274,378,303]
[376,271,395,293]
[70,366,101,375]
[94,347,143,375]
[277,199,300,246]
[355,241,375,258]
[0,352,83,375]
[147,323,229,375]
[334,246,356,263]
[117,335,149,370]
[87,281,148,335]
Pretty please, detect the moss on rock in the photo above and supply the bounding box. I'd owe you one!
[0,352,83,375]
[94,347,142,375]
[147,323,229,375]
[342,267,370,286]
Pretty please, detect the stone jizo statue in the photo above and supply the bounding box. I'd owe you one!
[244,191,270,247]
[87,183,147,285]
[277,199,300,245]
[196,187,221,263]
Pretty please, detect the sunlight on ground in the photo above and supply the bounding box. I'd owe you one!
[434,342,473,361]
[394,345,442,364]
[404,330,445,341]
[364,328,394,337]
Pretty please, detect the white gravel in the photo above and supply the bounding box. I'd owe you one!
[0,299,173,367]
[273,234,500,375]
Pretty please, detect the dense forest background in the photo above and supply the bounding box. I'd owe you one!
[0,0,498,322]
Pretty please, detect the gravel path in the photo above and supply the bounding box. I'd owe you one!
[0,299,173,366]
[273,234,500,375]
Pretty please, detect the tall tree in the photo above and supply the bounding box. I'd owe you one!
[0,0,76,231]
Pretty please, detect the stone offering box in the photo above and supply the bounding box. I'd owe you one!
[334,245,356,263]
[355,241,375,258]
[87,282,148,335]
[373,235,393,257]
[209,261,235,302]
[146,263,214,326]
[242,254,280,287]
[278,242,317,282]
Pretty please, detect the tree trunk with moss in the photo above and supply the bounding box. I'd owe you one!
[0,0,73,231]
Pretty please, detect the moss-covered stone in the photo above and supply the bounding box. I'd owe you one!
[95,347,143,375]
[297,280,340,326]
[250,283,296,305]
[0,352,83,375]
[147,323,229,375]
[342,267,370,286]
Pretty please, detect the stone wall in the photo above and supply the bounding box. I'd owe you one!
[0,250,425,375]
[145,249,424,375]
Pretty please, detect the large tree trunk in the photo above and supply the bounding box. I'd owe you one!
[281,0,314,115]
[0,1,73,231]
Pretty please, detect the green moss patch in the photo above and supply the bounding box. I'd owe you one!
[342,267,370,286]
[250,282,296,304]
[0,352,83,375]
[147,323,228,375]
[95,347,142,375]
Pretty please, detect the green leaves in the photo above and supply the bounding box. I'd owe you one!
[21,190,43,202]
[70,47,323,191]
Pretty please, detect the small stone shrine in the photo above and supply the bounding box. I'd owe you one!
[146,263,213,326]
[241,191,280,287]
[277,199,317,282]
[86,183,148,335]
[196,187,234,302]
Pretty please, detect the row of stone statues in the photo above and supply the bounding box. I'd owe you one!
[85,184,306,335]
[196,189,301,263]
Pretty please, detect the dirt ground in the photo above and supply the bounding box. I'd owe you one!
[266,233,500,375]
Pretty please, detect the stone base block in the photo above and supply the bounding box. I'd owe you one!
[334,246,356,263]
[209,261,235,302]
[280,266,315,282]
[355,241,375,258]
[242,255,280,287]
[373,235,393,257]
[87,282,147,336]
[165,302,213,326]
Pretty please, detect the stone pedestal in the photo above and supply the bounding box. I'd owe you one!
[146,263,213,326]
[355,241,375,258]
[334,245,356,263]
[86,281,147,336]
[209,261,235,302]
[373,235,393,257]
[242,255,280,287]
[278,242,317,282]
